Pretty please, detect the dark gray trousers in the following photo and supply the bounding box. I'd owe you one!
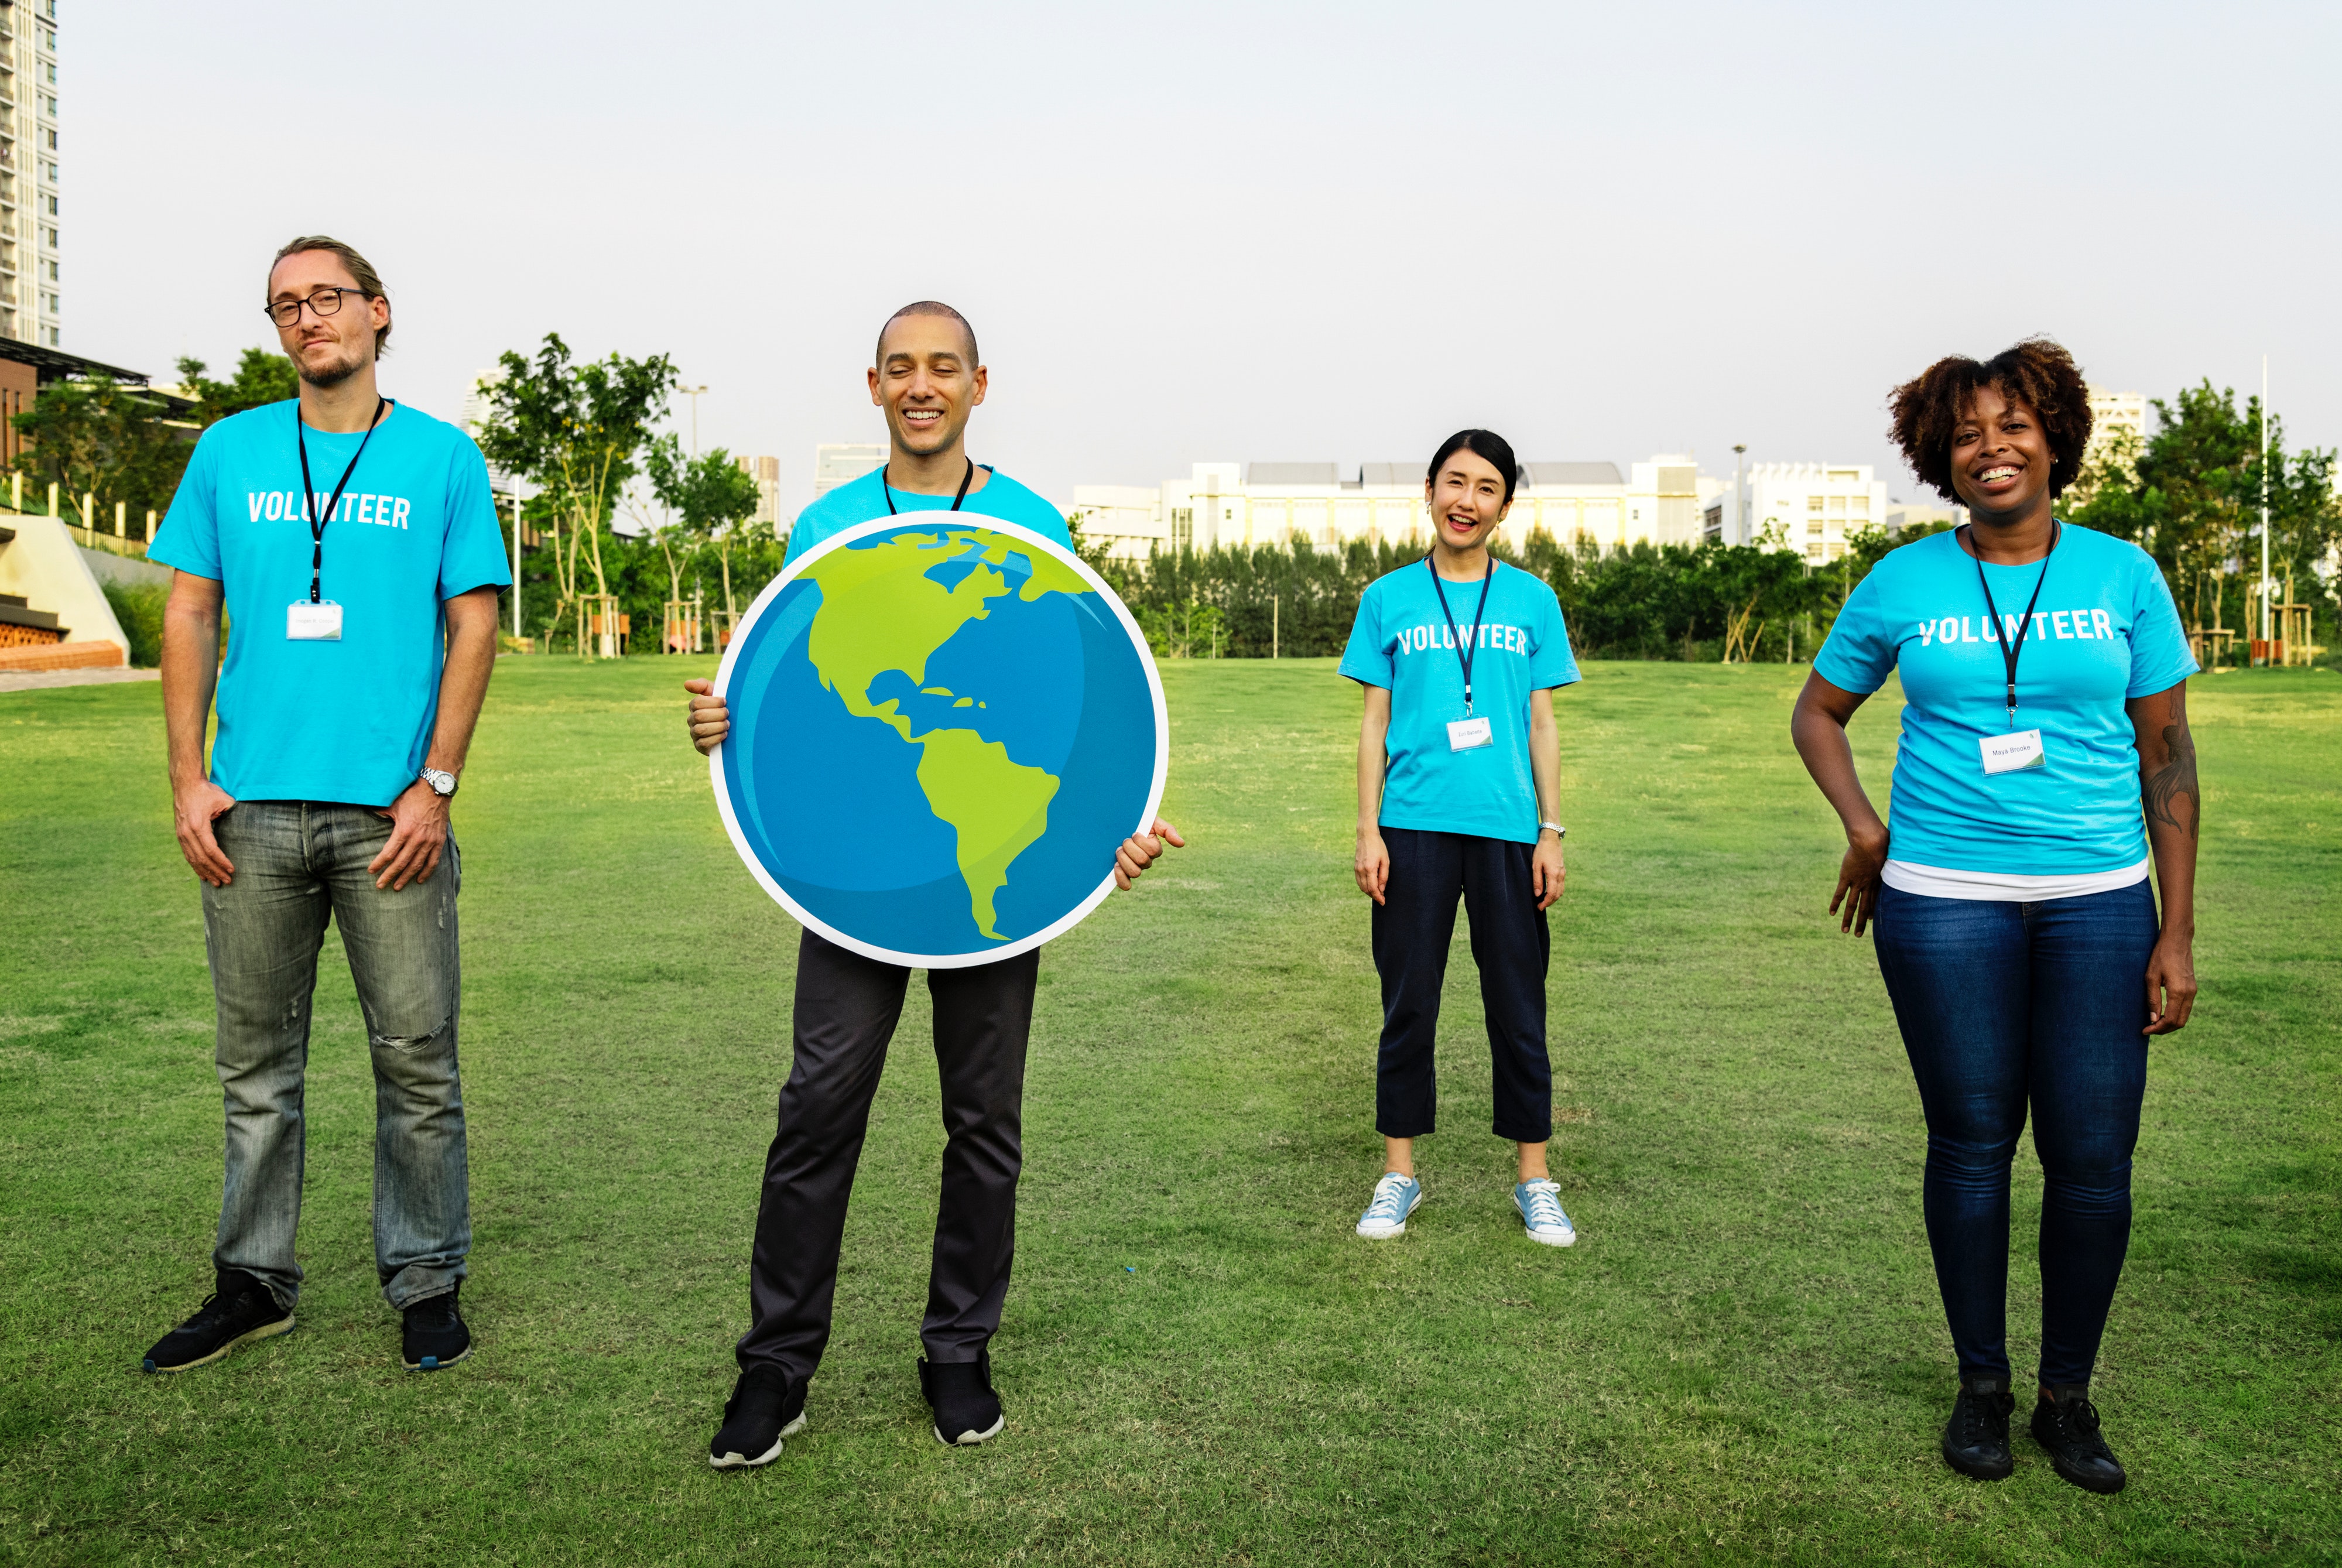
[737,929,1038,1384]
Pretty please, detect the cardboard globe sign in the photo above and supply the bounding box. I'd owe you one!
[711,518,1167,968]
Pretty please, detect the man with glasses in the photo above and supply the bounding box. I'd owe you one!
[142,236,511,1375]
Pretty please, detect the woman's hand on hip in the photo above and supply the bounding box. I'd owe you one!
[2144,932,2197,1035]
[1354,827,1389,906]
[1831,825,1888,937]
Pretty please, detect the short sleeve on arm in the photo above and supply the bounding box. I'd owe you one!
[149,432,223,579]
[1337,589,1391,689]
[1529,589,1580,689]
[1813,570,1895,695]
[2124,555,2199,698]
[438,437,514,599]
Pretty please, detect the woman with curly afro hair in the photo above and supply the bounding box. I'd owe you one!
[1789,338,2201,1496]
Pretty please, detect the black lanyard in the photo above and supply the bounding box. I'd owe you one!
[1426,555,1497,714]
[1967,520,2059,725]
[882,457,977,515]
[295,398,388,603]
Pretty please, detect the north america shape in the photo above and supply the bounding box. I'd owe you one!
[714,521,1165,967]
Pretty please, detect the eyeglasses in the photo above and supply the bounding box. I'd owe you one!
[263,287,369,328]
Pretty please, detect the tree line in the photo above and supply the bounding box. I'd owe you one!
[15,347,2336,666]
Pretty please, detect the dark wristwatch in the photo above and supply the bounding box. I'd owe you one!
[421,768,458,798]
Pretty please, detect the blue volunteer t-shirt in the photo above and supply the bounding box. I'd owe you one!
[1339,560,1580,844]
[1813,523,2196,876]
[151,400,512,808]
[783,464,1069,566]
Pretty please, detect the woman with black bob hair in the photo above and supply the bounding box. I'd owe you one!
[1337,429,1582,1249]
[1792,338,2200,1494]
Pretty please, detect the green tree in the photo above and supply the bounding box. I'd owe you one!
[10,376,190,519]
[474,334,676,656]
[174,349,299,427]
[2070,381,2340,638]
[645,436,762,635]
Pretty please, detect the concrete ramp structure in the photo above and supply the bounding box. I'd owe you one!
[0,511,129,671]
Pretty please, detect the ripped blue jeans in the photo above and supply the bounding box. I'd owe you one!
[201,800,470,1311]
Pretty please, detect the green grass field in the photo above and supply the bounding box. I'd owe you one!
[2,658,2336,1566]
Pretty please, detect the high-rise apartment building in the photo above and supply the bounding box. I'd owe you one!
[0,0,60,345]
[737,453,781,530]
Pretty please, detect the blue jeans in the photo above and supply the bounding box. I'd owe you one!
[201,802,471,1310]
[1872,879,2158,1387]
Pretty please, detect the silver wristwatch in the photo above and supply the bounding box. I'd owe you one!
[421,768,458,798]
[1539,820,1566,839]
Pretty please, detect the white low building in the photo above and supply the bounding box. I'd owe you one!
[1703,463,1891,564]
[1074,456,1723,560]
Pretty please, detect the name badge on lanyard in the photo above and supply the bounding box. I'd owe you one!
[1967,522,2058,778]
[1447,715,1493,751]
[1427,556,1498,754]
[289,398,387,642]
[287,600,344,641]
[1979,727,2045,773]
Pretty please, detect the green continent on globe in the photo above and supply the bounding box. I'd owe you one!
[800,528,1094,939]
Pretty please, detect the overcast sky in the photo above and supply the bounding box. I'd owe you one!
[71,1,2342,516]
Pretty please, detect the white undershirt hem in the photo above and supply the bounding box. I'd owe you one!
[1881,855,2151,903]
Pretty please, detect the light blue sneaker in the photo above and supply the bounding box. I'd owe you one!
[1355,1172,1422,1239]
[1514,1179,1577,1247]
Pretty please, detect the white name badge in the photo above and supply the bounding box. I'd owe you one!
[1447,715,1494,752]
[1979,728,2045,775]
[287,600,344,641]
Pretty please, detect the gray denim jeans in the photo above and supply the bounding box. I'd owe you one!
[200,800,471,1310]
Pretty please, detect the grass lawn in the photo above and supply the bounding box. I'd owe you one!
[1,656,2335,1566]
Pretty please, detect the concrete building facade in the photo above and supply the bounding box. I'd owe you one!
[813,443,885,499]
[1730,462,1891,564]
[1073,456,1722,561]
[737,453,780,530]
[0,0,60,345]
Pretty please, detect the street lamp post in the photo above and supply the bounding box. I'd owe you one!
[509,474,525,643]
[680,384,709,457]
[1732,444,1747,546]
[2259,355,2271,660]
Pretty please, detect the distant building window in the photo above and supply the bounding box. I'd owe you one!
[1807,520,1824,536]
[1807,495,1824,512]
[1828,496,1845,513]
[1806,543,1824,560]
[1849,496,1869,515]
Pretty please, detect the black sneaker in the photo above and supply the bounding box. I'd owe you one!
[2031,1385,2127,1494]
[710,1365,805,1469]
[1940,1375,2015,1480]
[401,1284,471,1371]
[919,1350,1005,1446]
[142,1269,294,1374]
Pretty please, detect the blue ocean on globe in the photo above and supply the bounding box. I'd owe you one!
[717,522,1163,963]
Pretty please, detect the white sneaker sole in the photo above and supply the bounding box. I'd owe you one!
[708,1413,806,1468]
[1357,1192,1421,1240]
[934,1413,1005,1446]
[1524,1225,1577,1248]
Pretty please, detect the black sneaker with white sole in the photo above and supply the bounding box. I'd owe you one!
[919,1350,1005,1446]
[2031,1385,2128,1494]
[710,1365,806,1469]
[401,1284,471,1371]
[142,1269,295,1374]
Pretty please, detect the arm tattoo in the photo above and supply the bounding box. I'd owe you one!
[2142,690,2200,840]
